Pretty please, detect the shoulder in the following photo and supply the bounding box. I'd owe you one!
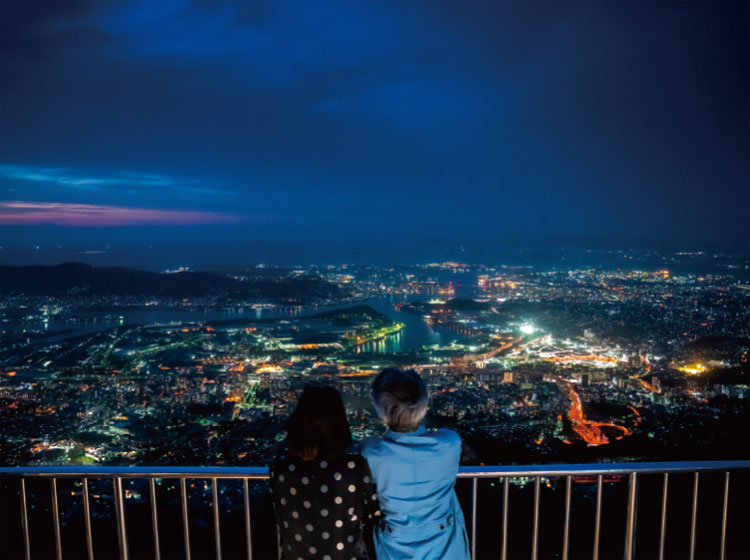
[342,453,372,475]
[271,455,290,470]
[429,428,462,448]
[270,455,299,478]
[359,436,383,458]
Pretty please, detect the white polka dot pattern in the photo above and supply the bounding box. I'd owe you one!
[270,454,380,558]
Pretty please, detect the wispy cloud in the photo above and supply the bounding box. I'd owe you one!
[0,165,233,196]
[0,201,242,226]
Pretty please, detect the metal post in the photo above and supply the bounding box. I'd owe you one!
[623,473,638,560]
[658,473,668,560]
[531,476,540,560]
[501,477,509,560]
[688,472,699,560]
[149,478,161,560]
[719,472,729,560]
[243,478,253,560]
[181,478,192,560]
[51,478,63,560]
[562,476,571,560]
[592,474,602,560]
[20,478,31,560]
[113,477,129,560]
[212,478,223,560]
[82,478,94,560]
[471,477,478,560]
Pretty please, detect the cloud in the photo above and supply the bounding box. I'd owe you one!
[0,164,233,196]
[0,201,242,226]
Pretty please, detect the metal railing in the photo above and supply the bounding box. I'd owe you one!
[1,460,748,560]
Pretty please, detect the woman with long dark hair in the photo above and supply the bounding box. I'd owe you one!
[270,385,380,560]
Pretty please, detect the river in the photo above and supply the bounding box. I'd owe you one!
[7,296,463,353]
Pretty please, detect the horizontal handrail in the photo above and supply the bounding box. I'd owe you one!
[1,460,748,478]
[2,460,748,560]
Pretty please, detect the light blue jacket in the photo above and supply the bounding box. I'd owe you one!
[361,426,470,560]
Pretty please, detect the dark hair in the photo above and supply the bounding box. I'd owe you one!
[285,385,352,460]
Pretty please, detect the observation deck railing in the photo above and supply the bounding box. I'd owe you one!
[1,460,748,560]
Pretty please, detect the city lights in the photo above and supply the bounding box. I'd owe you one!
[0,256,748,468]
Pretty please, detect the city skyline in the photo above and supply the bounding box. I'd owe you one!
[1,0,749,267]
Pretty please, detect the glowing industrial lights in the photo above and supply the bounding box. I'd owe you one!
[520,324,535,335]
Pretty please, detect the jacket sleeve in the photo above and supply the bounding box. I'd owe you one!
[357,458,381,522]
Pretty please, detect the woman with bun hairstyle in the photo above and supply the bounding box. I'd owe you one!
[361,368,469,559]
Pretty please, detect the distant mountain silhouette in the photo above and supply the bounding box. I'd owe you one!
[0,262,345,302]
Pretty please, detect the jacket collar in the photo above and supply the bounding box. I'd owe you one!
[384,425,428,440]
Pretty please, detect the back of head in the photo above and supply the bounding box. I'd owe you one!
[371,368,428,432]
[286,385,352,461]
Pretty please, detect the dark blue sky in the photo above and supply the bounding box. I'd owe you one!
[1,0,748,266]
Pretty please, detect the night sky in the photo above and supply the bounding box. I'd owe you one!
[1,0,748,267]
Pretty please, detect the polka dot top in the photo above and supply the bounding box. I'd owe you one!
[270,454,380,560]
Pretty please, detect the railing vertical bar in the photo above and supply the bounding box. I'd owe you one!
[658,473,668,560]
[719,472,729,560]
[688,472,699,560]
[20,478,31,560]
[51,478,63,560]
[243,478,253,560]
[149,478,161,560]
[213,478,223,560]
[113,477,129,560]
[531,476,540,560]
[471,477,478,560]
[592,474,602,560]
[276,525,281,560]
[181,478,192,560]
[82,478,95,560]
[562,475,571,560]
[501,477,509,560]
[623,472,638,560]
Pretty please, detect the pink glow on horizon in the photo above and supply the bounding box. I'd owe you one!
[0,201,242,226]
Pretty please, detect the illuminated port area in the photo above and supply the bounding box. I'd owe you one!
[1,253,748,466]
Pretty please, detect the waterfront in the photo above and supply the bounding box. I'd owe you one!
[1,259,747,470]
